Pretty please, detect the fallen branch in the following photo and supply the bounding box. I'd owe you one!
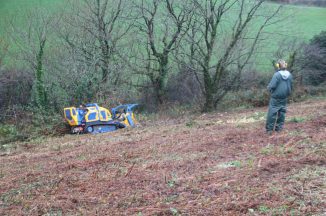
[125,162,136,177]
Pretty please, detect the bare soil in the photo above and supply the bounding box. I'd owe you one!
[1,99,325,215]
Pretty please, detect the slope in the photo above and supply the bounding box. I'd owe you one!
[0,98,325,215]
[0,1,326,70]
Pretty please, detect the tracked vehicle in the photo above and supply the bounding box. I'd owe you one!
[64,103,137,134]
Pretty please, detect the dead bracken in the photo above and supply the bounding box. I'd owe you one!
[0,99,325,215]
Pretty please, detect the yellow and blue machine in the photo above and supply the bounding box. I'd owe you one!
[64,103,138,134]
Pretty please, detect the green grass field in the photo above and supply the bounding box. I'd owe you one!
[0,0,67,67]
[0,0,65,29]
[286,4,326,39]
[0,0,325,70]
[0,0,65,15]
[246,3,326,69]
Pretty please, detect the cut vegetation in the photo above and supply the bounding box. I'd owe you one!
[1,99,325,215]
[0,1,325,214]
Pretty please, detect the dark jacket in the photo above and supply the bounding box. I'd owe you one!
[267,70,293,99]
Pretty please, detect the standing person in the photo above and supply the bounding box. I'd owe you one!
[78,104,88,123]
[266,59,293,134]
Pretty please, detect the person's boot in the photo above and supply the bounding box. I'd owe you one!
[266,131,273,136]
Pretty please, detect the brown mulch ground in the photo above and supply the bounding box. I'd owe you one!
[0,99,325,215]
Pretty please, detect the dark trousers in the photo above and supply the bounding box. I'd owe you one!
[266,98,287,132]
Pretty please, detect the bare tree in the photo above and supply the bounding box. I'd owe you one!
[178,0,283,111]
[132,0,194,104]
[62,0,132,88]
[10,10,60,109]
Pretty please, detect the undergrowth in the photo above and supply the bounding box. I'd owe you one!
[1,91,325,150]
[0,106,67,150]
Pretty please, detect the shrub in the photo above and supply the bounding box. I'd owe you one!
[301,31,326,86]
[166,65,203,106]
[0,125,18,138]
[0,124,27,146]
[221,88,270,109]
[0,69,33,110]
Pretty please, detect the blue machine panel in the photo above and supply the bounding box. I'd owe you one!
[88,112,97,121]
[100,110,107,120]
[65,110,72,120]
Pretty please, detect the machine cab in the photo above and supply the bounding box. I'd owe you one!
[64,103,113,127]
[84,103,112,123]
[64,107,79,126]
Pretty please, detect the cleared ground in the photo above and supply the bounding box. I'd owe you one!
[0,99,325,215]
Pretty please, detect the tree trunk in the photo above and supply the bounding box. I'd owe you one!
[35,40,47,108]
[156,55,169,104]
[203,91,214,112]
[203,68,214,112]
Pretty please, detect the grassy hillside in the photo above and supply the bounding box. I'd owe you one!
[0,0,65,29]
[0,1,325,70]
[0,0,65,15]
[0,1,324,39]
[289,5,326,38]
[0,0,67,67]
[1,99,325,215]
